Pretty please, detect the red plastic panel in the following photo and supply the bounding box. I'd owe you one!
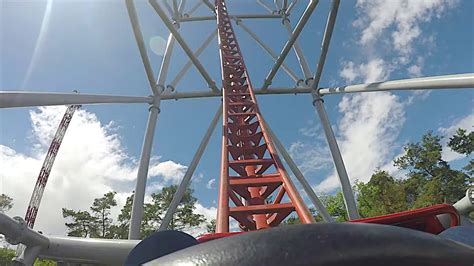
[350,204,460,234]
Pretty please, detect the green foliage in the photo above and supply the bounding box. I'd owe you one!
[91,191,117,238]
[0,194,13,213]
[34,259,57,265]
[448,128,473,156]
[62,208,97,237]
[62,191,117,238]
[63,185,207,240]
[206,219,216,233]
[142,185,206,238]
[322,192,348,222]
[356,171,407,218]
[394,131,469,207]
[0,248,15,264]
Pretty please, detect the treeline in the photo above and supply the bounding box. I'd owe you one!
[287,128,473,223]
[62,186,206,240]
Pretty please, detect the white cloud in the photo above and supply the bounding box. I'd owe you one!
[340,58,391,84]
[0,107,186,236]
[342,0,457,84]
[439,114,474,162]
[407,64,422,77]
[315,92,406,192]
[354,0,457,55]
[206,179,216,189]
[148,159,187,184]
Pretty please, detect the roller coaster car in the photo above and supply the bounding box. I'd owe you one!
[126,204,474,265]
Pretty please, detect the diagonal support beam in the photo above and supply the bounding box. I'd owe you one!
[149,0,219,92]
[263,119,333,222]
[159,103,222,231]
[308,0,360,220]
[262,0,319,90]
[125,0,160,96]
[169,29,218,91]
[310,0,340,91]
[283,19,312,80]
[236,20,300,83]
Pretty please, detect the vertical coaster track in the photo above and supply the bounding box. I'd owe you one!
[215,0,314,233]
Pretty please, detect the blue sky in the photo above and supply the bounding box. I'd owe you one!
[1,0,473,235]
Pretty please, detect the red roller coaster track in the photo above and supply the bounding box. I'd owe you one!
[215,0,314,233]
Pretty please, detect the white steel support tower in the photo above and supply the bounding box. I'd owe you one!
[0,0,473,264]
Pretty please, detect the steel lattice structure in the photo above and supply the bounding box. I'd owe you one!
[0,0,473,265]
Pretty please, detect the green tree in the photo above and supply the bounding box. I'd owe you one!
[109,193,134,239]
[448,128,473,155]
[0,248,15,265]
[448,128,474,182]
[322,192,348,222]
[394,132,469,207]
[0,194,13,213]
[143,185,206,238]
[206,219,216,233]
[356,171,407,218]
[90,192,117,238]
[62,209,97,237]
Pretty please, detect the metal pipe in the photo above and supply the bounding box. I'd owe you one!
[185,1,202,16]
[283,19,312,79]
[262,0,319,89]
[0,92,152,108]
[150,0,219,92]
[2,74,471,107]
[310,0,340,91]
[156,34,177,92]
[319,73,474,95]
[163,1,174,17]
[257,0,274,13]
[201,0,215,12]
[180,14,282,22]
[286,0,298,15]
[129,102,161,239]
[156,0,187,92]
[172,0,179,17]
[169,29,218,90]
[125,0,159,95]
[313,97,359,220]
[307,0,358,219]
[236,20,300,83]
[40,236,139,265]
[263,120,333,222]
[0,214,49,248]
[159,104,222,230]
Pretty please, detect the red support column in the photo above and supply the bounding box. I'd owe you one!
[215,0,314,232]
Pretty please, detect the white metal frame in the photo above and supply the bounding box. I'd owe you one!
[1,0,473,264]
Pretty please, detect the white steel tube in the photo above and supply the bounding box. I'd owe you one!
[311,0,340,91]
[159,104,222,230]
[319,73,474,95]
[0,92,152,108]
[39,236,139,265]
[313,97,359,220]
[150,0,218,92]
[125,0,159,95]
[169,29,218,90]
[185,1,202,16]
[262,0,319,89]
[129,102,161,239]
[283,19,312,79]
[2,75,471,107]
[263,120,333,222]
[257,0,274,13]
[236,20,300,83]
